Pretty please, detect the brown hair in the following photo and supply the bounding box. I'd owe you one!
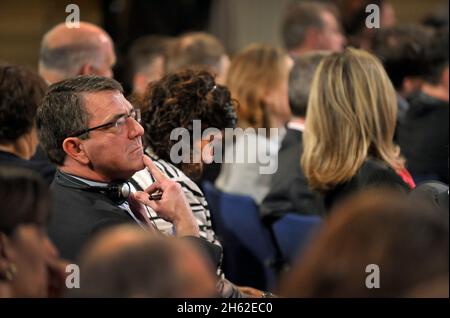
[226,43,289,129]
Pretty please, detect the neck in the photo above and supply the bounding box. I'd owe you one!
[289,45,315,57]
[421,83,449,102]
[268,113,288,130]
[0,137,34,160]
[60,165,111,183]
[289,117,305,125]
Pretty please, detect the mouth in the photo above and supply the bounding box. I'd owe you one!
[130,145,143,154]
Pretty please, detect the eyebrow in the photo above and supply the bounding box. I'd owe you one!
[101,112,127,125]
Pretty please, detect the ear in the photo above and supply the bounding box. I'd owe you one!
[79,64,94,76]
[62,137,90,165]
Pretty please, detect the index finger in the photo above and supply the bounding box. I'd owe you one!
[143,155,167,182]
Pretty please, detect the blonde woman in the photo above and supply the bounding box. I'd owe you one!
[301,47,415,210]
[215,44,293,203]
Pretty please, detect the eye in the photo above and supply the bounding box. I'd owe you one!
[115,116,127,127]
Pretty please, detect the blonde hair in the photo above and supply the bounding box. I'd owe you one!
[301,47,405,191]
[226,43,288,129]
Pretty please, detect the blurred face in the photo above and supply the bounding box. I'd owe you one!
[80,91,145,181]
[6,225,57,297]
[265,56,294,125]
[318,11,345,52]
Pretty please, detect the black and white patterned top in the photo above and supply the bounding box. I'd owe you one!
[131,149,222,249]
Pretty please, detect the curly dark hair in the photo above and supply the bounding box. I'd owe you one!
[0,64,47,144]
[139,69,237,177]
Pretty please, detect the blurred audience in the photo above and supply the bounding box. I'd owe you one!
[0,167,67,298]
[0,64,55,185]
[215,44,293,203]
[39,22,116,84]
[301,48,414,211]
[72,225,218,298]
[260,52,328,223]
[281,1,345,56]
[166,32,230,85]
[127,35,173,100]
[397,27,449,184]
[372,24,434,122]
[337,0,396,50]
[279,190,449,297]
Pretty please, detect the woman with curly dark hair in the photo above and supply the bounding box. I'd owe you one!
[131,69,237,250]
[130,70,261,298]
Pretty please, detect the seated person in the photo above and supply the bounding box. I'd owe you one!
[260,52,328,223]
[0,167,67,297]
[0,64,55,184]
[132,69,236,247]
[279,189,449,297]
[72,224,218,298]
[36,75,221,267]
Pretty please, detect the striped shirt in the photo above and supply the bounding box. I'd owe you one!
[131,150,222,249]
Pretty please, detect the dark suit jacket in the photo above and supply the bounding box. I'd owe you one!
[49,171,134,261]
[0,150,56,185]
[260,128,324,224]
[49,170,222,265]
[397,91,449,183]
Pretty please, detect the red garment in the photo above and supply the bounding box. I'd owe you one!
[397,168,416,189]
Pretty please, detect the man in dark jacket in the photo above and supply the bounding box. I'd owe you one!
[397,27,449,184]
[37,75,221,265]
[260,52,327,224]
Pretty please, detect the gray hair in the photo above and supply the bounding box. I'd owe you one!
[282,1,335,51]
[37,75,123,165]
[39,42,103,77]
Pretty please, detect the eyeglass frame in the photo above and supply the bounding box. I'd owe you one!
[68,108,141,138]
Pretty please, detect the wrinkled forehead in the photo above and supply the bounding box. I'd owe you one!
[82,90,132,122]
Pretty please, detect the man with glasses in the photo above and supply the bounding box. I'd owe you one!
[37,75,221,264]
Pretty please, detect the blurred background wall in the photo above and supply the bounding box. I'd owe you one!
[0,0,447,71]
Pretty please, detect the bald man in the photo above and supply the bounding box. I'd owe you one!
[39,22,116,84]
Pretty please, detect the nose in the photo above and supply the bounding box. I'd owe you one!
[128,117,144,139]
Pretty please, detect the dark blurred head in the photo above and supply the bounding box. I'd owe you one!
[139,69,237,179]
[288,51,329,118]
[74,225,218,297]
[372,24,434,94]
[127,35,173,97]
[0,64,47,156]
[166,32,229,85]
[281,1,345,54]
[280,190,449,297]
[422,27,449,86]
[0,167,58,297]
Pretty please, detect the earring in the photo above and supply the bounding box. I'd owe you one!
[4,263,17,281]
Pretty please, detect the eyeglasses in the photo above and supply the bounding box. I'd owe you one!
[69,109,141,138]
